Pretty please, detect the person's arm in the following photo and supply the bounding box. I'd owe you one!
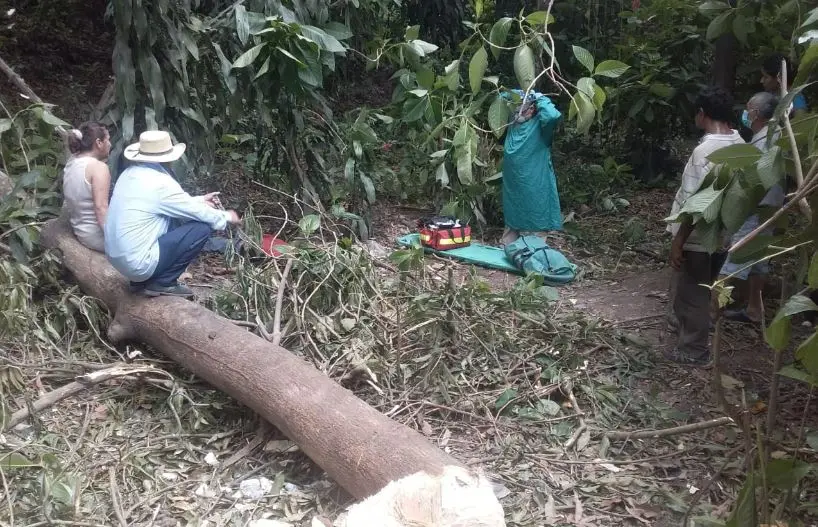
[154,176,233,230]
[670,221,693,270]
[87,160,111,228]
[535,96,561,135]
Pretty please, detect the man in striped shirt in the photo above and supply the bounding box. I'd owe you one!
[666,87,744,366]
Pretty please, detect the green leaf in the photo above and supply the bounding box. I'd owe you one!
[525,11,555,26]
[572,45,595,74]
[233,44,264,68]
[707,144,762,169]
[402,96,429,122]
[323,22,353,41]
[592,84,606,110]
[778,364,818,386]
[594,60,630,78]
[344,158,355,182]
[41,110,70,128]
[435,162,449,186]
[699,1,730,15]
[756,145,783,189]
[732,14,748,46]
[720,179,753,234]
[726,473,756,527]
[802,7,818,28]
[0,452,38,469]
[443,59,460,91]
[706,10,734,41]
[648,83,675,98]
[474,0,483,18]
[488,18,513,59]
[404,25,420,41]
[488,96,510,138]
[765,459,813,490]
[495,388,518,410]
[796,329,818,378]
[417,66,434,90]
[809,251,818,288]
[235,4,250,45]
[409,89,428,97]
[408,39,439,56]
[360,174,376,204]
[794,44,818,86]
[301,25,346,53]
[576,77,596,99]
[276,47,306,67]
[468,47,489,94]
[513,45,536,90]
[298,214,321,236]
[767,295,818,351]
[570,92,595,133]
[0,118,11,134]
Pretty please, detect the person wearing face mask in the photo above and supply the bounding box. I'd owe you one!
[717,92,782,324]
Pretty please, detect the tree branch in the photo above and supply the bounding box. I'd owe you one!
[0,53,68,138]
[606,416,734,440]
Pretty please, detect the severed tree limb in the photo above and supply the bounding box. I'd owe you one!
[606,416,734,440]
[270,257,294,346]
[5,364,160,430]
[562,380,587,450]
[0,53,67,138]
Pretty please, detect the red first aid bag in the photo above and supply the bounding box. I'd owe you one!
[419,225,471,251]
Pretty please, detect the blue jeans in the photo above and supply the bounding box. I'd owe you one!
[132,221,212,288]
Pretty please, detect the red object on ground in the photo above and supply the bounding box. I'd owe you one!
[419,225,472,251]
[261,234,287,257]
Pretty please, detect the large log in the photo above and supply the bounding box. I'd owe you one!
[41,217,463,500]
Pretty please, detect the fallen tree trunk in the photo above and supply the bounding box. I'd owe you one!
[41,216,463,500]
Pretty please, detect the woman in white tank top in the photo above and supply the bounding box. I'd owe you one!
[62,122,111,252]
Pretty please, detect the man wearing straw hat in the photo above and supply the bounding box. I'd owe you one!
[104,131,241,298]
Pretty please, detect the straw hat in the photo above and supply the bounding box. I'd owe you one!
[124,131,186,163]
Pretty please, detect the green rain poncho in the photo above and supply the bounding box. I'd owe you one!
[502,94,563,232]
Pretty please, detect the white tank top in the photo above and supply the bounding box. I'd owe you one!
[62,156,105,252]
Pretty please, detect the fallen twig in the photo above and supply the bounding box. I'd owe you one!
[606,416,734,440]
[6,364,160,430]
[109,467,128,527]
[271,258,294,346]
[562,380,587,450]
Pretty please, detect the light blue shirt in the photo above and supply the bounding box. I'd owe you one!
[104,163,231,281]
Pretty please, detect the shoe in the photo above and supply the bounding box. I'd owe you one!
[724,308,760,325]
[142,283,194,298]
[129,282,146,294]
[663,347,712,368]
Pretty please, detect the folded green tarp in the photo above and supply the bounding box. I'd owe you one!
[396,233,522,274]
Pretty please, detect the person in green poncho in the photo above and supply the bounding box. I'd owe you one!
[500,90,563,245]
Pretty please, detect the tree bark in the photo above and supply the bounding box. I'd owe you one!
[41,216,463,501]
[712,33,738,94]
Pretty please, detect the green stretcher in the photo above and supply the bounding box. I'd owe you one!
[396,233,522,274]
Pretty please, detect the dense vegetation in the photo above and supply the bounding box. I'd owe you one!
[2,0,818,525]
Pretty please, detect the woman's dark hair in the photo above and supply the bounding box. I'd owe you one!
[762,53,797,82]
[695,86,734,124]
[67,121,108,154]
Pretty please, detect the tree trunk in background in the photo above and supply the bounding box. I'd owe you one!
[41,216,465,501]
[712,33,738,94]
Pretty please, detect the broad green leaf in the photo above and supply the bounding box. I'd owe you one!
[725,474,756,527]
[235,5,250,45]
[488,18,513,58]
[569,92,595,134]
[794,44,818,86]
[706,10,734,41]
[592,84,606,110]
[233,44,264,68]
[594,60,630,78]
[767,295,818,351]
[802,7,818,28]
[299,214,321,236]
[409,89,428,97]
[474,0,483,18]
[756,145,783,189]
[301,25,345,53]
[513,45,536,90]
[360,174,376,204]
[525,11,555,26]
[323,22,353,41]
[680,184,723,223]
[707,144,761,169]
[699,1,730,15]
[402,96,429,122]
[404,25,420,41]
[0,452,38,468]
[488,96,510,138]
[430,150,448,159]
[416,66,434,90]
[797,329,818,378]
[443,59,460,91]
[435,162,449,186]
[469,47,489,94]
[779,364,818,386]
[648,83,674,98]
[572,45,594,74]
[732,14,748,45]
[536,398,561,416]
[344,158,355,182]
[765,459,813,489]
[809,251,818,288]
[720,179,753,234]
[576,77,596,99]
[408,39,439,56]
[495,388,518,410]
[41,110,70,128]
[0,118,11,134]
[276,47,306,67]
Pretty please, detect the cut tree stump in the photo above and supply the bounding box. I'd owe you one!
[41,216,464,501]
